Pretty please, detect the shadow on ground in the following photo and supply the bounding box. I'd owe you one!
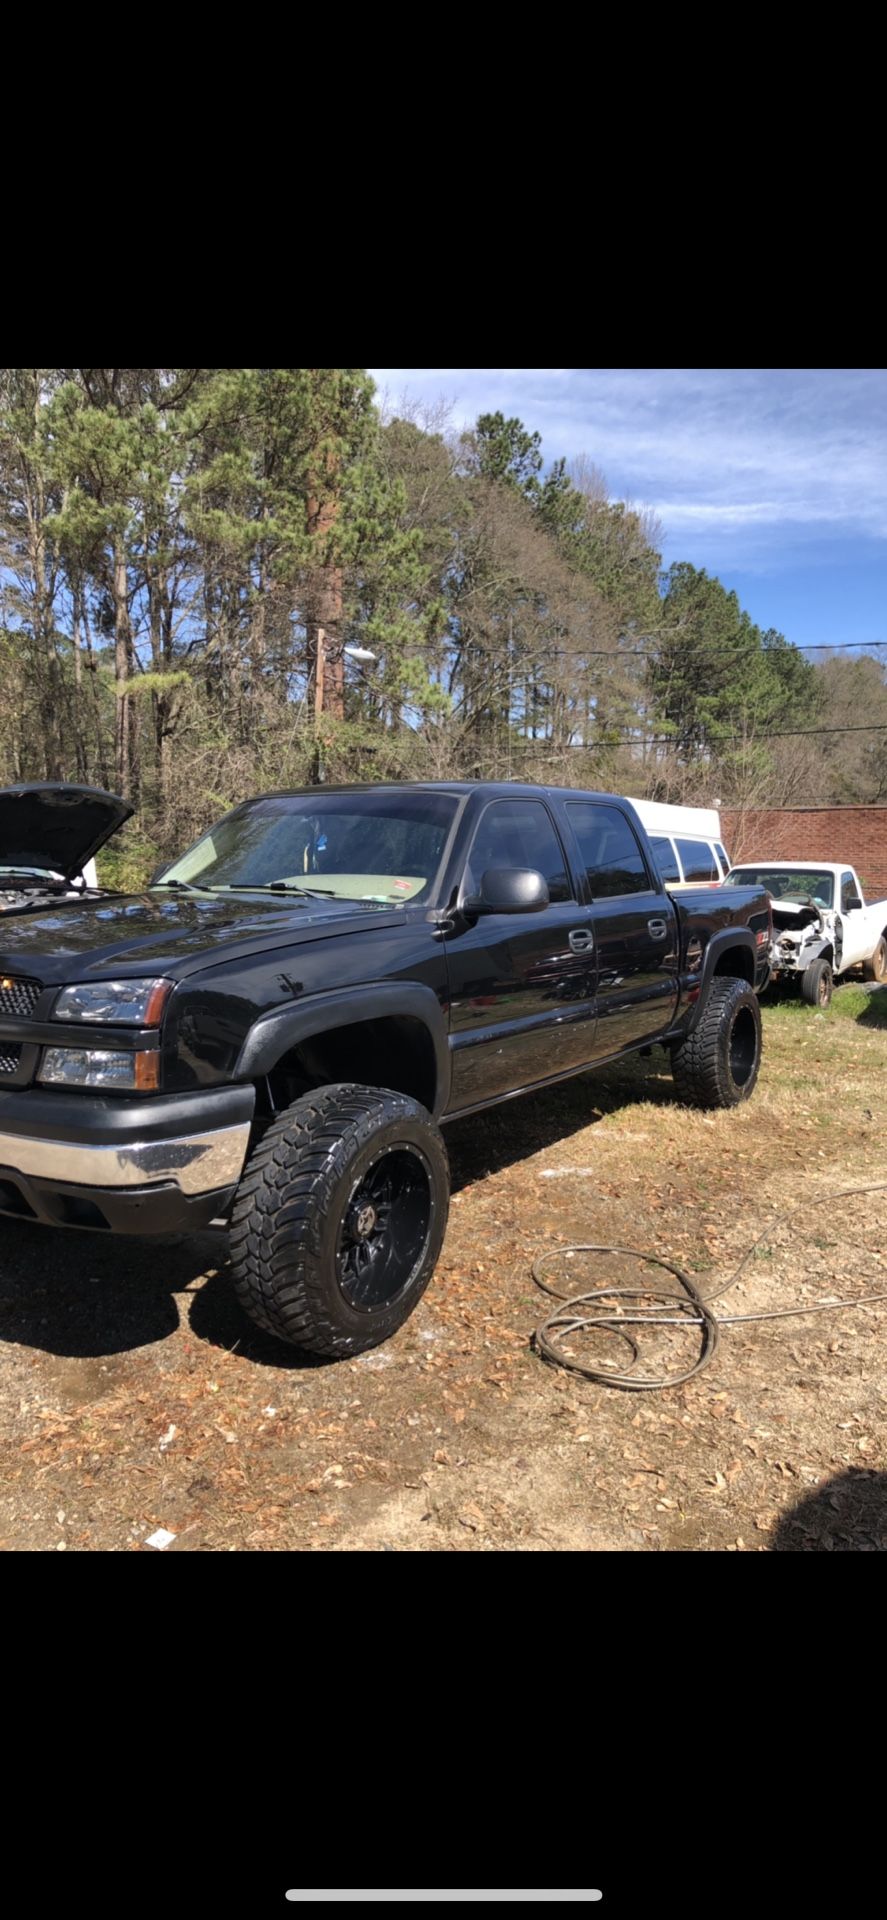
[771,1469,887,1550]
[855,987,887,1029]
[0,1048,675,1367]
[0,1210,335,1368]
[445,1048,675,1189]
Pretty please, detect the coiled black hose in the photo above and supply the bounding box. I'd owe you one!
[532,1182,887,1392]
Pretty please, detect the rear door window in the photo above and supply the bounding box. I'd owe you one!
[676,838,720,883]
[567,802,653,898]
[649,835,681,883]
[715,842,730,874]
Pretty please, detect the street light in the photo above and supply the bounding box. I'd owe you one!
[312,643,379,786]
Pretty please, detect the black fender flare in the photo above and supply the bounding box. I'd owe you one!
[234,982,451,1118]
[684,927,757,1034]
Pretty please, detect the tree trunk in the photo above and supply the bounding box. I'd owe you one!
[306,477,344,722]
[80,595,110,790]
[71,581,88,779]
[113,537,132,800]
[28,386,64,780]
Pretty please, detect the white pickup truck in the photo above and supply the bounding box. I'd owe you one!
[722,859,887,1006]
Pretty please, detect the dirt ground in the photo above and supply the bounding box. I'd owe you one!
[2,986,886,1552]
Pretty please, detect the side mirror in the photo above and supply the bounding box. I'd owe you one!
[844,894,862,912]
[464,867,550,914]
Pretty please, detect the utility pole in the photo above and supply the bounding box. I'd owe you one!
[314,626,326,721]
[312,627,326,784]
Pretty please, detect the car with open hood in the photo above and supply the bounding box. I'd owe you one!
[0,782,132,915]
[723,859,887,1005]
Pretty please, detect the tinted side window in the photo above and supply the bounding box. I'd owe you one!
[464,799,572,903]
[649,835,681,884]
[676,838,719,883]
[716,842,730,873]
[841,870,858,910]
[567,802,651,898]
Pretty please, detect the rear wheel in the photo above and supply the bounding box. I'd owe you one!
[863,937,887,984]
[801,958,833,1007]
[229,1083,449,1357]
[671,975,762,1110]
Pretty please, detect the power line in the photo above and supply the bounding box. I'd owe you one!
[634,640,884,656]
[522,638,887,661]
[521,722,887,748]
[345,653,887,751]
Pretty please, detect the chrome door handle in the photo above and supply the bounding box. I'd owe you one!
[647,917,668,939]
[568,928,594,953]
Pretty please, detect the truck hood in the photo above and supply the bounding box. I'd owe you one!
[0,886,406,981]
[770,898,832,932]
[0,783,132,880]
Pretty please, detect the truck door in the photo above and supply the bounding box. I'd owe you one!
[838,869,868,968]
[562,800,679,1056]
[445,795,596,1109]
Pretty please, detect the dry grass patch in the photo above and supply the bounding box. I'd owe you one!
[0,987,885,1551]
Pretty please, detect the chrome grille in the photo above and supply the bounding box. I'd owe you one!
[0,1045,23,1075]
[0,975,42,1018]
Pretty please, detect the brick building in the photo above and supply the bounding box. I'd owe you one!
[721,806,887,900]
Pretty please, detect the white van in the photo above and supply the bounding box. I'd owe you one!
[625,798,731,889]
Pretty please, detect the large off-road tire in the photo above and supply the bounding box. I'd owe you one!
[863,937,887,984]
[801,958,833,1007]
[670,975,762,1110]
[229,1083,449,1357]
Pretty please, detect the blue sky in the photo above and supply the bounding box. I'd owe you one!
[369,369,887,653]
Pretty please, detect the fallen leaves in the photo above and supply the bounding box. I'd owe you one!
[3,1005,886,1552]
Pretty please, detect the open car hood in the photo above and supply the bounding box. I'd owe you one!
[0,783,133,880]
[769,896,816,918]
[771,898,828,933]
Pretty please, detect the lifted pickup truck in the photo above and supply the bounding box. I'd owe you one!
[723,859,887,1006]
[0,782,770,1357]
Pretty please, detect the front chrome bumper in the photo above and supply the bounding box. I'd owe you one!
[0,1121,251,1195]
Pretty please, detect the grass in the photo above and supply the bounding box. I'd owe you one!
[767,981,887,1029]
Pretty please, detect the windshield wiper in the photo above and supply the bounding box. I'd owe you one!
[154,879,200,892]
[207,882,330,898]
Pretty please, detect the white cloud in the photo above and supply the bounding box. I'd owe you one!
[369,368,887,566]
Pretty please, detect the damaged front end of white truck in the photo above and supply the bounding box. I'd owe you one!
[769,897,841,1005]
[724,860,887,1005]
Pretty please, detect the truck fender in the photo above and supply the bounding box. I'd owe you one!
[234,981,451,1117]
[684,927,757,1034]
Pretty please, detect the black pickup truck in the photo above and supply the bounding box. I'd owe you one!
[0,781,770,1357]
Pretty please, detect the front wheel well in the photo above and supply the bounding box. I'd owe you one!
[261,1014,439,1118]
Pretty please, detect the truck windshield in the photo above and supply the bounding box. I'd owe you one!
[726,867,834,908]
[155,792,459,904]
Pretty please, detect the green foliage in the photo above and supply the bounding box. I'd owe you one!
[96,826,161,892]
[473,413,544,494]
[649,563,821,762]
[121,670,190,698]
[1,370,877,862]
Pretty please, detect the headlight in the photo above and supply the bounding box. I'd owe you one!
[52,978,172,1025]
[39,1047,160,1091]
